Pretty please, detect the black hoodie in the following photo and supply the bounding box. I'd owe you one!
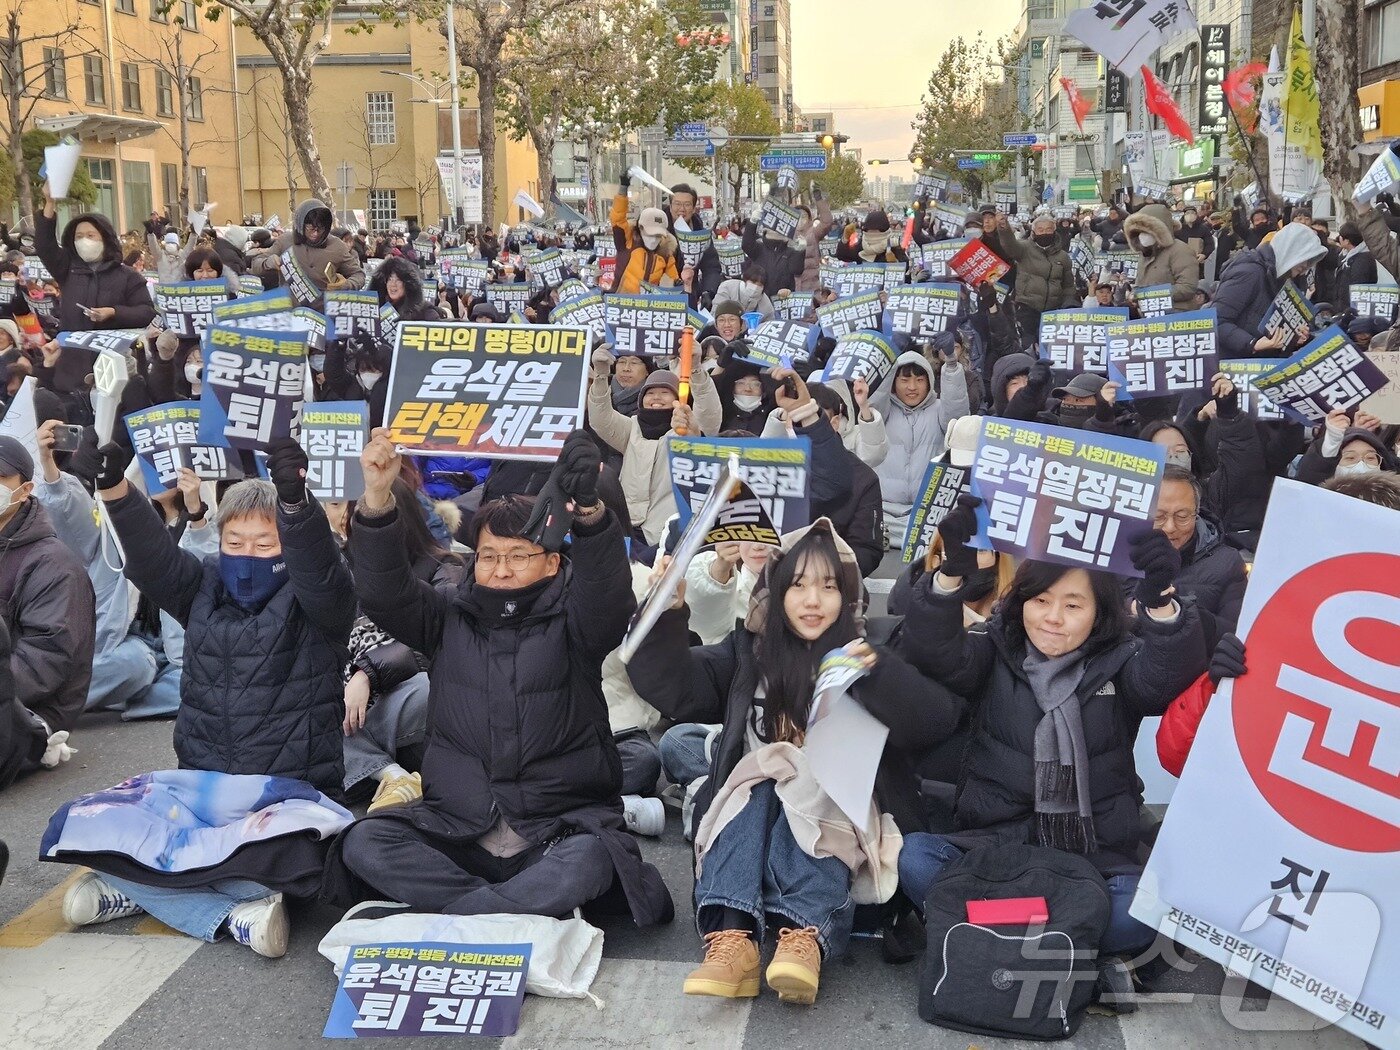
[368,255,441,321]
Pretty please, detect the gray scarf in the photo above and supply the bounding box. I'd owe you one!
[1022,646,1095,853]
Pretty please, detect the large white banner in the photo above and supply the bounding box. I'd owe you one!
[1132,479,1399,1047]
[1064,0,1197,75]
[435,152,484,224]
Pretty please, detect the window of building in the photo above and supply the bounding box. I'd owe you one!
[115,0,136,13]
[185,76,204,121]
[120,62,141,111]
[150,0,167,22]
[161,162,179,212]
[368,188,397,231]
[194,167,208,208]
[87,158,115,225]
[1365,0,1400,68]
[180,0,198,28]
[83,55,105,105]
[367,91,396,145]
[122,160,153,230]
[42,47,66,100]
[156,69,174,116]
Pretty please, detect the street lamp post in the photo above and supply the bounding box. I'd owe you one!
[386,60,468,231]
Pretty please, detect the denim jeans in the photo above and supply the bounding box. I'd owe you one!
[897,832,1155,957]
[343,673,430,792]
[84,636,159,715]
[695,781,854,957]
[102,874,272,942]
[659,723,716,786]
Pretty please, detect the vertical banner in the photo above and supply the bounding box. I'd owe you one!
[1253,326,1391,425]
[384,322,588,459]
[1132,480,1399,1049]
[1198,25,1231,135]
[196,326,307,449]
[1106,309,1219,397]
[324,942,530,1038]
[299,401,368,500]
[969,419,1165,577]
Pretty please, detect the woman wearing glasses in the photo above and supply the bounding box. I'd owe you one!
[325,428,673,928]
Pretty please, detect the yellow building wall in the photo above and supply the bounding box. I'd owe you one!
[11,0,241,234]
[1358,80,1400,142]
[236,16,537,230]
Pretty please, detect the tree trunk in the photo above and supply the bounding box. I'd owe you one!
[176,37,191,230]
[1314,0,1364,216]
[534,130,555,219]
[282,65,333,206]
[4,19,34,220]
[478,66,499,228]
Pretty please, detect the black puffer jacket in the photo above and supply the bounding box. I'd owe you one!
[341,505,672,927]
[1214,245,1288,358]
[897,577,1206,874]
[368,255,442,322]
[34,209,156,393]
[1172,517,1247,648]
[627,607,962,840]
[0,615,47,787]
[0,498,95,734]
[105,489,354,795]
[740,222,803,295]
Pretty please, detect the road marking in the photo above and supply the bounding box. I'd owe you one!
[0,872,82,949]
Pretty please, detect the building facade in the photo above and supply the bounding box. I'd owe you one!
[235,14,537,231]
[1360,0,1400,141]
[5,0,241,233]
[748,0,794,129]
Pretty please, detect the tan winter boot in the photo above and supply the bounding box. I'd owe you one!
[683,929,761,998]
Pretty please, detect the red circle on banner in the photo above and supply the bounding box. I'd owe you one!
[1231,553,1400,853]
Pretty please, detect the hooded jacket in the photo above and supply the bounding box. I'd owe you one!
[34,209,156,393]
[871,351,971,521]
[609,194,680,293]
[990,352,1035,417]
[626,520,963,842]
[0,497,96,735]
[989,227,1078,314]
[104,489,354,795]
[896,574,1207,874]
[1214,225,1327,358]
[340,502,673,928]
[822,377,889,468]
[1124,205,1198,311]
[369,255,442,321]
[740,222,804,295]
[252,199,365,296]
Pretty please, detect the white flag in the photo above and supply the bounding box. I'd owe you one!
[0,376,40,469]
[1064,0,1198,76]
[512,189,545,218]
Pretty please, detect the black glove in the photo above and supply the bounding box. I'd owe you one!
[266,436,309,505]
[557,429,600,508]
[976,282,998,310]
[935,494,982,579]
[1026,358,1052,394]
[95,441,129,492]
[619,170,631,190]
[1129,529,1181,610]
[1215,377,1240,419]
[1208,632,1247,686]
[66,426,103,487]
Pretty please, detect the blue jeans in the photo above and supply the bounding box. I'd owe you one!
[897,832,1155,957]
[695,781,854,957]
[659,723,715,786]
[85,635,159,714]
[102,874,272,942]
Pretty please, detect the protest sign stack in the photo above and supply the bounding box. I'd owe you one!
[384,321,589,459]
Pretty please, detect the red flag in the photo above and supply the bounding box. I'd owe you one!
[1059,77,1092,132]
[1222,62,1269,134]
[1141,65,1194,145]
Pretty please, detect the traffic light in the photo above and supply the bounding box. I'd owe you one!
[868,159,883,167]
[821,134,835,151]
[912,157,924,171]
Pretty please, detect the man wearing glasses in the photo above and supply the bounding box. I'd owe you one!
[1144,465,1247,649]
[327,427,674,928]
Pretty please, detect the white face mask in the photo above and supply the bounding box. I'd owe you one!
[1138,233,1156,248]
[0,485,12,518]
[1166,450,1191,470]
[641,233,660,250]
[74,236,104,263]
[1335,461,1379,477]
[359,371,383,391]
[184,363,203,386]
[732,394,763,412]
[309,353,326,372]
[744,282,764,300]
[964,228,982,240]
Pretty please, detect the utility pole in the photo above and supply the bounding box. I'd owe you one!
[445,0,466,230]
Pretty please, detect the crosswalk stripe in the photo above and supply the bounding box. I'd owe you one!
[0,872,82,949]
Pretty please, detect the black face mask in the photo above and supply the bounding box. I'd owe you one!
[961,564,1001,605]
[637,406,673,440]
[1058,403,1095,429]
[1033,233,1057,248]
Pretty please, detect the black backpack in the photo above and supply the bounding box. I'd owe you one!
[919,842,1111,1041]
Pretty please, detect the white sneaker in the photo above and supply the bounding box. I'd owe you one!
[621,794,665,837]
[227,893,289,958]
[62,871,144,926]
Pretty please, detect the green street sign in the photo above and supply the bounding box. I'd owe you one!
[1068,176,1100,201]
[1175,137,1216,179]
[971,152,1008,162]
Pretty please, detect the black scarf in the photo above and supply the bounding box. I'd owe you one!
[637,406,672,440]
[611,379,643,417]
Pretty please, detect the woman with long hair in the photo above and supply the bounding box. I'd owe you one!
[627,520,961,1006]
[895,496,1207,997]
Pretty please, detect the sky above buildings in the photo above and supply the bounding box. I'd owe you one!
[790,0,1022,182]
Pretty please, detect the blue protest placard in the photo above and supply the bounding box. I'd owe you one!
[1258,283,1315,339]
[668,434,811,540]
[1037,308,1129,373]
[323,942,530,1038]
[300,401,368,500]
[604,291,690,357]
[815,290,884,340]
[1218,358,1289,420]
[197,324,307,449]
[901,460,971,563]
[829,263,887,298]
[884,284,962,343]
[1252,324,1391,425]
[551,290,612,344]
[771,292,814,322]
[125,402,201,492]
[1105,308,1218,398]
[969,419,1165,578]
[740,319,817,367]
[485,282,531,317]
[154,279,230,339]
[823,330,898,387]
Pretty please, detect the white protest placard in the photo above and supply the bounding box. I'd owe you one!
[0,376,40,468]
[1353,145,1400,206]
[804,649,886,835]
[1132,479,1400,1049]
[1360,350,1400,424]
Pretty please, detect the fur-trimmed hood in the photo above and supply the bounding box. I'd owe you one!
[1123,204,1176,252]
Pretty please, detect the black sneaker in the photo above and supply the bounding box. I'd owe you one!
[880,905,925,964]
[1094,956,1138,1015]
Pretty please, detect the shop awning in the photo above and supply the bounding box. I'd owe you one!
[35,113,161,144]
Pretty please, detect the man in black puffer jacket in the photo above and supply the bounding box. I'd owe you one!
[98,440,354,794]
[329,429,673,926]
